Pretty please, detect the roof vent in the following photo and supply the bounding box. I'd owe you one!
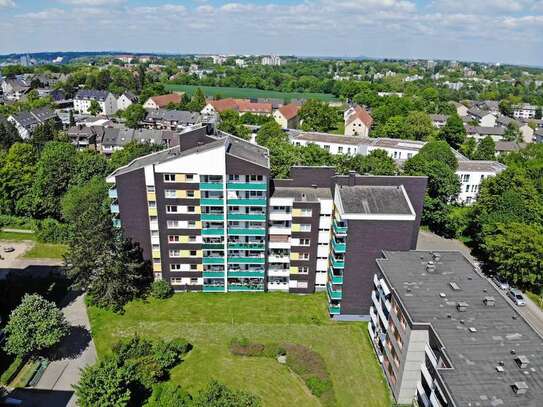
[496,365,505,373]
[426,262,437,273]
[512,381,528,395]
[432,252,441,262]
[450,282,461,291]
[457,302,469,312]
[515,356,530,369]
[483,296,496,307]
[439,293,446,298]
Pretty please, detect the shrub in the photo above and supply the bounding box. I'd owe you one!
[152,338,191,371]
[0,215,36,230]
[144,382,192,407]
[150,280,174,300]
[34,218,71,243]
[262,343,285,358]
[305,376,333,397]
[0,356,24,385]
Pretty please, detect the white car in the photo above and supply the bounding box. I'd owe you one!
[508,289,527,306]
[492,275,510,290]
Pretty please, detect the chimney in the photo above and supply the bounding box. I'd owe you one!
[348,171,356,186]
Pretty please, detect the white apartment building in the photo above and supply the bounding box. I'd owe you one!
[456,160,506,204]
[261,55,282,66]
[73,89,118,116]
[512,104,538,120]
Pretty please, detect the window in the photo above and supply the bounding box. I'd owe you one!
[407,153,413,159]
[190,278,198,284]
[323,145,330,151]
[151,231,159,237]
[169,250,180,257]
[148,201,156,208]
[480,175,485,181]
[347,148,351,154]
[188,206,195,213]
[465,184,470,192]
[300,224,311,232]
[190,264,198,271]
[190,250,197,256]
[188,221,196,228]
[297,281,308,287]
[147,186,156,193]
[170,277,182,285]
[250,175,263,181]
[166,205,178,213]
[168,235,180,243]
[171,264,182,271]
[300,253,310,260]
[188,235,197,242]
[167,220,181,229]
[152,244,160,250]
[462,174,470,183]
[187,190,195,198]
[338,146,343,153]
[165,189,176,198]
[300,208,312,217]
[299,267,309,274]
[299,238,310,246]
[186,174,194,181]
[164,174,175,182]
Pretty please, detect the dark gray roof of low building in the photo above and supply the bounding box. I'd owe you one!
[467,126,506,136]
[271,187,332,201]
[467,107,492,118]
[145,109,201,123]
[337,185,412,215]
[457,160,506,172]
[74,89,110,101]
[377,251,543,407]
[10,107,57,127]
[495,141,527,152]
[122,91,138,101]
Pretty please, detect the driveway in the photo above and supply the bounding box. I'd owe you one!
[33,293,97,407]
[417,230,543,337]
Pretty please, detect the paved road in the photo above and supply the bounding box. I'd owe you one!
[34,293,97,407]
[417,230,543,337]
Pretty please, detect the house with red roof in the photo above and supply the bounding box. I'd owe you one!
[143,93,184,110]
[201,98,273,116]
[344,105,373,137]
[273,103,301,129]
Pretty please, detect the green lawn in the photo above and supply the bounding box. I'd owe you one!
[89,293,390,407]
[165,84,339,103]
[0,231,35,241]
[526,291,543,309]
[22,243,67,260]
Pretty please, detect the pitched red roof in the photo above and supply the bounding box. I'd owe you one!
[277,103,301,120]
[346,105,373,127]
[208,98,272,114]
[149,93,183,108]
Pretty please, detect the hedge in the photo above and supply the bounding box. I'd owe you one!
[0,356,25,385]
[0,215,71,244]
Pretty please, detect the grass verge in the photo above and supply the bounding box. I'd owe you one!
[0,231,35,241]
[22,243,67,260]
[10,359,39,388]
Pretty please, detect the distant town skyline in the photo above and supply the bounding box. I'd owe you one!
[0,0,542,66]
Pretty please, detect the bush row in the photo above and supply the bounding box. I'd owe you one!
[0,356,25,385]
[0,215,71,244]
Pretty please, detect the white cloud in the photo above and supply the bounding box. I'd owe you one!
[0,0,15,8]
[431,0,538,14]
[60,0,125,5]
[17,8,65,19]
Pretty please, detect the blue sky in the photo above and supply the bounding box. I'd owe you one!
[0,0,542,66]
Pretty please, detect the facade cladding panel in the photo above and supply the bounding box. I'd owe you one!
[154,171,203,285]
[116,168,152,259]
[290,202,320,293]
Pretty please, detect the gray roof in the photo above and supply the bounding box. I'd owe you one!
[371,138,425,151]
[429,114,448,122]
[467,126,506,136]
[467,107,492,118]
[101,127,176,147]
[457,160,506,173]
[289,131,368,146]
[10,107,58,128]
[221,131,269,168]
[495,141,527,152]
[122,91,138,101]
[496,115,520,127]
[2,78,29,93]
[145,109,201,124]
[271,187,332,201]
[337,185,412,215]
[377,251,543,407]
[74,89,110,101]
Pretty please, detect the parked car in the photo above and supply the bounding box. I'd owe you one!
[508,288,527,306]
[2,247,14,253]
[492,275,510,290]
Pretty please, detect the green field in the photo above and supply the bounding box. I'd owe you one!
[89,292,390,407]
[165,84,339,103]
[0,230,66,260]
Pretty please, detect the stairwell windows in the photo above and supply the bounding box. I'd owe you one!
[299,239,310,246]
[168,235,180,243]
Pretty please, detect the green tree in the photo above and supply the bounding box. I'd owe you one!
[414,140,458,170]
[74,357,132,407]
[31,120,59,151]
[69,110,76,127]
[122,104,146,129]
[218,110,250,140]
[108,141,164,172]
[439,113,466,149]
[459,137,477,159]
[503,122,522,142]
[378,116,405,139]
[144,383,192,407]
[484,223,543,289]
[0,120,21,150]
[188,88,206,112]
[0,143,36,215]
[255,121,286,146]
[88,100,102,116]
[3,294,68,357]
[404,111,435,141]
[299,99,337,132]
[193,381,261,407]
[473,136,496,160]
[71,150,110,187]
[355,149,397,175]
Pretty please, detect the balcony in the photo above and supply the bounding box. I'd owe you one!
[227,198,266,206]
[202,257,224,265]
[268,255,290,263]
[332,239,346,253]
[228,257,265,264]
[228,228,266,236]
[332,221,347,235]
[112,218,121,228]
[228,271,265,278]
[201,229,225,236]
[228,284,264,291]
[328,304,341,315]
[203,271,225,278]
[200,214,224,221]
[200,198,224,206]
[268,268,289,277]
[329,255,345,269]
[328,268,343,284]
[203,285,225,292]
[227,182,267,191]
[108,188,118,199]
[327,282,343,300]
[200,182,223,190]
[110,204,120,213]
[228,243,265,251]
[202,243,224,250]
[227,213,266,221]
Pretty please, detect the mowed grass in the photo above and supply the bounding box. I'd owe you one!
[165,84,339,103]
[89,292,390,407]
[0,231,35,241]
[23,243,67,259]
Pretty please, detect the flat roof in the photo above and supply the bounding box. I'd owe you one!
[271,186,332,201]
[337,185,413,215]
[377,251,543,407]
[289,131,371,146]
[457,160,506,173]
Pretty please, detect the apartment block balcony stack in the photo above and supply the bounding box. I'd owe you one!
[327,218,347,315]
[108,185,121,228]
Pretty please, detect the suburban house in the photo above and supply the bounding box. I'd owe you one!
[142,109,202,131]
[117,91,138,111]
[344,105,373,137]
[429,114,448,128]
[495,141,527,155]
[1,78,30,101]
[67,125,106,150]
[456,160,506,204]
[370,250,543,406]
[450,101,468,117]
[7,107,60,139]
[467,107,496,127]
[73,89,118,116]
[512,103,538,120]
[101,127,178,155]
[143,93,184,110]
[201,98,273,116]
[465,126,506,142]
[290,131,370,155]
[106,126,426,316]
[273,103,301,129]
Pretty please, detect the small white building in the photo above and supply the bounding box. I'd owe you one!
[467,107,496,127]
[513,104,538,120]
[273,104,301,129]
[117,91,138,111]
[261,55,282,66]
[344,105,373,137]
[74,89,118,116]
[456,160,506,204]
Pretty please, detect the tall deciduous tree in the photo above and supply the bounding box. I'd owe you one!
[122,104,146,129]
[188,87,207,112]
[218,110,250,140]
[0,120,21,150]
[88,100,102,116]
[0,143,36,215]
[3,294,68,357]
[404,111,435,141]
[439,113,466,149]
[71,150,110,187]
[299,99,337,132]
[473,136,496,160]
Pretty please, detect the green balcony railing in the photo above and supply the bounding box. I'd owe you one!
[228,271,265,278]
[200,214,224,221]
[226,182,267,191]
[329,256,345,269]
[203,271,225,278]
[227,243,265,251]
[327,282,343,300]
[202,257,224,265]
[108,188,118,199]
[227,213,266,221]
[200,198,224,206]
[112,218,121,228]
[201,229,225,236]
[328,304,341,315]
[203,285,225,292]
[200,182,223,190]
[332,239,346,253]
[202,243,224,250]
[110,204,120,213]
[333,221,348,235]
[227,199,267,206]
[328,268,344,284]
[227,284,264,292]
[228,228,266,236]
[227,257,265,264]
